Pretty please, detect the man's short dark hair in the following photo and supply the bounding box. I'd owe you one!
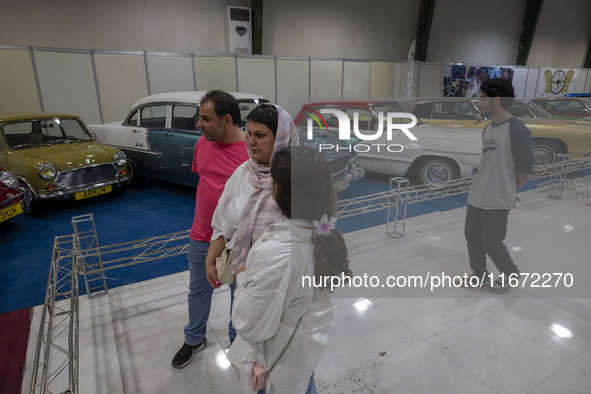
[480,78,515,110]
[200,90,241,125]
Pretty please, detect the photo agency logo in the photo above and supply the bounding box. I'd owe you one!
[304,108,419,153]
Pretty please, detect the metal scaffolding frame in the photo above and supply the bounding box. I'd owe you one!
[30,234,79,394]
[30,213,190,394]
[29,156,591,393]
[334,156,591,238]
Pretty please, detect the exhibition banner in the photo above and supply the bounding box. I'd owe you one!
[442,64,514,97]
[535,67,579,97]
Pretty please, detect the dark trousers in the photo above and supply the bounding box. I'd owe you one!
[464,204,519,277]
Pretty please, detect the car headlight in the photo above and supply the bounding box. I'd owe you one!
[114,151,127,166]
[38,163,57,180]
[0,170,19,189]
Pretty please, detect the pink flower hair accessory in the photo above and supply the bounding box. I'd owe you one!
[313,214,337,237]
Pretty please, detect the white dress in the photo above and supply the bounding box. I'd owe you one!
[227,216,334,394]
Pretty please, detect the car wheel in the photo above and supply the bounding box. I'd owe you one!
[415,157,458,185]
[532,141,560,165]
[128,161,145,186]
[19,181,37,215]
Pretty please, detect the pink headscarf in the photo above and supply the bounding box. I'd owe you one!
[230,105,300,271]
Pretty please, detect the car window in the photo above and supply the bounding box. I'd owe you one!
[421,101,479,120]
[413,103,435,118]
[238,99,270,126]
[453,101,480,119]
[509,103,530,117]
[544,100,585,113]
[172,105,198,132]
[560,100,585,111]
[371,102,405,113]
[527,102,552,118]
[125,109,139,126]
[139,105,167,128]
[580,97,591,108]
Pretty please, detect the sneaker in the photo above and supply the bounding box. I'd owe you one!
[462,275,491,289]
[172,338,207,368]
[490,275,518,294]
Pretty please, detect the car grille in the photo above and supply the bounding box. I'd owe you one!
[326,155,349,175]
[54,164,118,188]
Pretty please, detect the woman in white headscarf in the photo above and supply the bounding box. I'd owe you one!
[206,103,300,286]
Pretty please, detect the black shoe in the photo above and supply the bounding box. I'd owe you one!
[172,338,207,368]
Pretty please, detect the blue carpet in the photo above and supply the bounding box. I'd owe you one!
[0,179,195,314]
[2,168,590,313]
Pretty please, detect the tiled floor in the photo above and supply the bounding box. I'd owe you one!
[21,177,591,393]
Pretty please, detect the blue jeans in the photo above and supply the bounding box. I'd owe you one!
[257,373,316,394]
[184,239,235,345]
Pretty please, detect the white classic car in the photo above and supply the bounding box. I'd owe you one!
[88,91,363,189]
[294,100,482,184]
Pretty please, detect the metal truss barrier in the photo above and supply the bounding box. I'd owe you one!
[30,213,189,394]
[334,156,591,238]
[30,234,79,394]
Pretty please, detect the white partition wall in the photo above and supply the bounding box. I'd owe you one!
[584,70,591,92]
[236,56,276,103]
[1,45,589,124]
[416,63,442,98]
[276,57,309,117]
[94,52,148,123]
[33,49,101,124]
[370,61,397,99]
[310,59,343,100]
[0,47,40,112]
[146,53,195,94]
[512,67,529,98]
[523,68,540,98]
[343,60,370,99]
[573,69,590,93]
[193,56,237,92]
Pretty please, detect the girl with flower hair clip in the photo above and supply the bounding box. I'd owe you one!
[228,146,351,393]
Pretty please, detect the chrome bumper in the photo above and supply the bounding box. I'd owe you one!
[36,173,131,200]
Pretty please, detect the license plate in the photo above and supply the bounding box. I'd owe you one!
[0,203,24,223]
[75,185,112,200]
[336,178,350,192]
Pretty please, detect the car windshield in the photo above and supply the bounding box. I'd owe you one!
[527,102,552,118]
[510,102,552,118]
[371,101,405,113]
[372,101,424,125]
[2,118,91,150]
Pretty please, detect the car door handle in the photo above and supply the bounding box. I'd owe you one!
[133,129,143,133]
[164,133,174,137]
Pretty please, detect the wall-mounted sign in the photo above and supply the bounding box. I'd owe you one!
[442,64,514,97]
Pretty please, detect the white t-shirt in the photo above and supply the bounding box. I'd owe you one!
[468,117,533,210]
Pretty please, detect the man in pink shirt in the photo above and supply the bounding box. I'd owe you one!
[172,90,249,368]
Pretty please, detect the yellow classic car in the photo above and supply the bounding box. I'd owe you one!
[403,98,591,165]
[0,112,131,211]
